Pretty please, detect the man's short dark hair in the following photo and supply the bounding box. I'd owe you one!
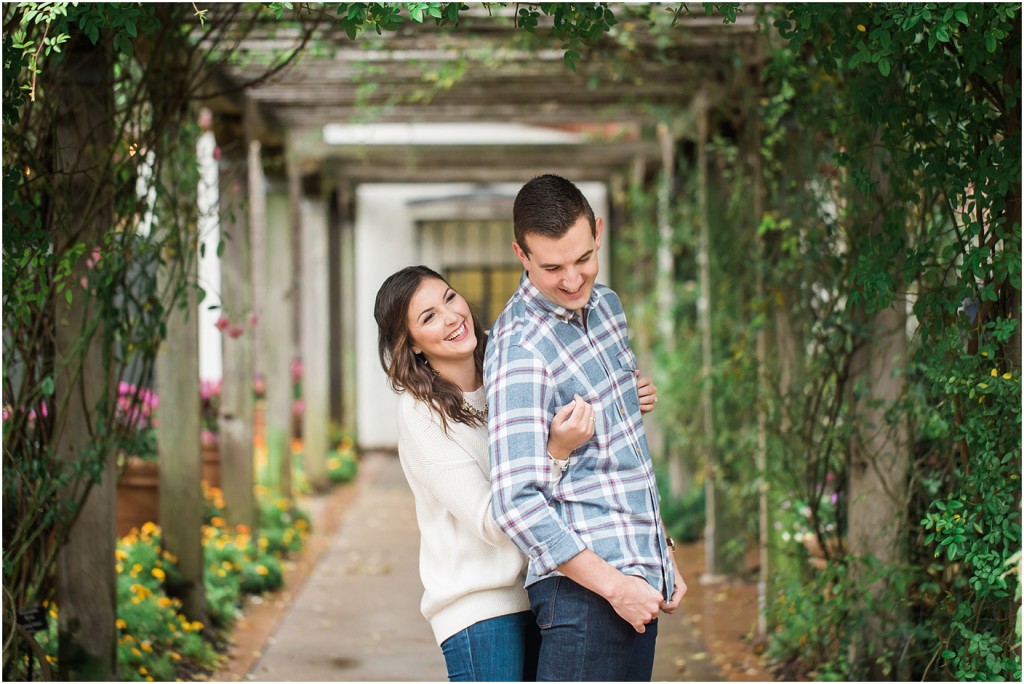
[513,174,596,256]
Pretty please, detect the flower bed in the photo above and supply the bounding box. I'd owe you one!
[35,486,311,680]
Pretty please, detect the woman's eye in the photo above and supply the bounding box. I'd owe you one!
[446,292,456,302]
[423,313,435,323]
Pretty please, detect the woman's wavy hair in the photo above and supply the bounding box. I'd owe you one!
[374,265,487,433]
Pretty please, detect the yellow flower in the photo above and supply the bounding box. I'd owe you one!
[158,597,172,607]
[141,521,159,536]
[991,368,999,377]
[170,652,181,661]
[141,642,153,653]
[132,648,141,657]
[139,667,148,676]
[115,549,128,561]
[133,563,143,574]
[116,619,127,630]
[1003,372,1014,380]
[151,567,166,580]
[257,565,269,576]
[857,24,866,32]
[191,620,204,631]
[211,516,226,528]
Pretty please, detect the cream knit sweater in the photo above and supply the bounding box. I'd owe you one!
[395,386,530,646]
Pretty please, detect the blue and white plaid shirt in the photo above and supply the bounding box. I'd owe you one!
[485,273,676,598]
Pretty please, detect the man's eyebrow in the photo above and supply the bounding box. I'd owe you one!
[537,249,594,269]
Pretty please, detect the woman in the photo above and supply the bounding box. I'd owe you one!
[374,265,597,682]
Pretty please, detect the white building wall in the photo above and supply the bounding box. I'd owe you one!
[355,181,609,451]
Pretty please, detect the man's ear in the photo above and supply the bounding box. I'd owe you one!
[512,240,530,272]
[594,217,604,251]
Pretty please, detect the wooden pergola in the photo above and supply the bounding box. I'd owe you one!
[155,0,765,625]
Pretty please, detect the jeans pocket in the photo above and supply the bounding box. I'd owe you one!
[529,577,562,630]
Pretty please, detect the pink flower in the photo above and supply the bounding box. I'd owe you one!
[292,398,305,416]
[247,312,259,329]
[290,358,303,383]
[215,315,230,331]
[212,146,221,162]
[227,325,244,339]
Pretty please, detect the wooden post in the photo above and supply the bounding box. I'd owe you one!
[337,181,359,434]
[301,185,331,491]
[263,165,294,496]
[695,91,722,582]
[217,123,257,530]
[53,36,118,681]
[656,121,676,356]
[749,89,770,638]
[156,253,206,622]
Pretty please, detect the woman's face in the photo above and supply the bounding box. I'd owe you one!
[406,277,477,367]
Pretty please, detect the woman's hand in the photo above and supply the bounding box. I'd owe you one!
[548,394,595,461]
[637,375,658,414]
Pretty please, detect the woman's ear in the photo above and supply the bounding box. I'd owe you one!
[411,345,422,356]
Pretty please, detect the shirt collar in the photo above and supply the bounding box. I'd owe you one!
[517,271,602,323]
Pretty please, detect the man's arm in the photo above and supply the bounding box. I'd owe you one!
[485,340,587,573]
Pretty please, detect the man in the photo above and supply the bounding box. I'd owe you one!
[485,174,686,681]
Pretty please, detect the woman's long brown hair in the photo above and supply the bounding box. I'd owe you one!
[374,265,488,434]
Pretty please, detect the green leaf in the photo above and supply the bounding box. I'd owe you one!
[41,376,55,396]
[878,57,891,76]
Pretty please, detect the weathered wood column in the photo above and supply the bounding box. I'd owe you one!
[336,181,359,433]
[53,35,117,681]
[216,118,257,529]
[262,161,295,496]
[300,178,331,491]
[694,91,722,582]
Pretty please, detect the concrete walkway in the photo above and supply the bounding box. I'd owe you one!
[247,452,720,682]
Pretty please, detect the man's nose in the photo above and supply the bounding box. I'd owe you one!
[563,268,583,288]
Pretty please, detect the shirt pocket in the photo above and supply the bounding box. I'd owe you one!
[614,346,641,414]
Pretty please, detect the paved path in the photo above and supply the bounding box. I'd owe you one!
[248,452,720,681]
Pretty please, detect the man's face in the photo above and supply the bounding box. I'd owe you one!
[513,215,603,314]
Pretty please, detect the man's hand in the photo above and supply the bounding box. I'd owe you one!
[661,562,687,614]
[637,374,658,414]
[608,573,665,634]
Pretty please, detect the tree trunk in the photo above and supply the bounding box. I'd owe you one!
[53,35,118,682]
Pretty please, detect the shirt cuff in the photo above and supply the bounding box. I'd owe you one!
[528,529,588,576]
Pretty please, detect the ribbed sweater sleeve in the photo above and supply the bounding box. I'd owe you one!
[397,394,509,547]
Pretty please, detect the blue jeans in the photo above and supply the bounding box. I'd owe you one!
[440,610,540,682]
[528,577,658,681]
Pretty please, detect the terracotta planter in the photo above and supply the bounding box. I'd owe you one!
[116,457,160,537]
[202,442,221,488]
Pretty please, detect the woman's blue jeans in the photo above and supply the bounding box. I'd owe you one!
[528,576,658,681]
[440,610,540,682]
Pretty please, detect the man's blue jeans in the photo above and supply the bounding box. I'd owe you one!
[440,610,540,681]
[528,576,658,681]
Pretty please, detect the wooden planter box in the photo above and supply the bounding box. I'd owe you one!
[116,457,160,537]
[116,444,221,537]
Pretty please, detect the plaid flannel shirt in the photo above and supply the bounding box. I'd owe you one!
[485,273,675,598]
